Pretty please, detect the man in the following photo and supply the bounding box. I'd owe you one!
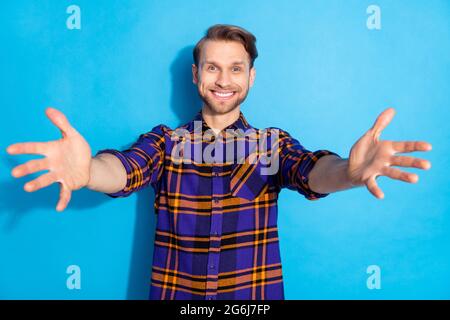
[6,24,432,300]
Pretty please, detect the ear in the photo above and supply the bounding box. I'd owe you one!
[249,66,256,88]
[192,63,199,84]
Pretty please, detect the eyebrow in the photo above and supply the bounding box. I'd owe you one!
[204,60,246,66]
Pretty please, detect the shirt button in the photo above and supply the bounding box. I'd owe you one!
[209,265,215,269]
[207,297,213,300]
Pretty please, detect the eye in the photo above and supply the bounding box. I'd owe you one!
[208,65,217,71]
[232,66,241,72]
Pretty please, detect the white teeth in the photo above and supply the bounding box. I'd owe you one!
[212,91,234,98]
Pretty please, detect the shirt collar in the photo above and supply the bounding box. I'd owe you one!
[187,109,251,133]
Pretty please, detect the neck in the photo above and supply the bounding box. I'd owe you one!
[201,105,240,134]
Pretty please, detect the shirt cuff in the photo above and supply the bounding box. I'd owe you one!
[302,150,341,201]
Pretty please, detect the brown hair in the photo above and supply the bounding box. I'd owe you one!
[193,24,258,69]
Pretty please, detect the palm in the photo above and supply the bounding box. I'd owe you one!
[346,108,432,199]
[46,128,91,189]
[348,132,390,184]
[6,107,92,211]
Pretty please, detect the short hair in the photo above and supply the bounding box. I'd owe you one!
[193,24,258,69]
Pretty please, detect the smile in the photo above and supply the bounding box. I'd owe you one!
[210,90,236,100]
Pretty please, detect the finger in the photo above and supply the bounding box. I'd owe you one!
[45,107,75,137]
[24,172,57,192]
[366,176,384,199]
[390,155,431,170]
[370,107,395,139]
[382,167,418,183]
[11,158,49,178]
[6,142,48,155]
[392,141,433,153]
[56,183,72,212]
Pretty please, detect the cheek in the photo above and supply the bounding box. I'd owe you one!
[199,76,213,91]
[236,78,249,92]
[200,82,210,94]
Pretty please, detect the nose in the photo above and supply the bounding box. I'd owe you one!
[215,70,232,88]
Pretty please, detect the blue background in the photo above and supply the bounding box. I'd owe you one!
[1,0,449,299]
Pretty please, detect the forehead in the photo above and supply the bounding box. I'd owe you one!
[200,40,250,66]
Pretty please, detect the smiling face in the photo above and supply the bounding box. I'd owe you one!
[192,40,256,115]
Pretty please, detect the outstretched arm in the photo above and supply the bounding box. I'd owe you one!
[308,108,432,199]
[6,107,127,212]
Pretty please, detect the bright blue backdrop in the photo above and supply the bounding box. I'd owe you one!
[1,0,449,299]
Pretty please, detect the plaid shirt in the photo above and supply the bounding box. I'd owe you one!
[96,110,339,300]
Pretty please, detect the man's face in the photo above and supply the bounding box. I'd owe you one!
[192,40,256,115]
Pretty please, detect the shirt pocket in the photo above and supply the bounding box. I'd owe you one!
[229,161,270,201]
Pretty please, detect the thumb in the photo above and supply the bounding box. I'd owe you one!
[369,107,396,140]
[45,107,75,138]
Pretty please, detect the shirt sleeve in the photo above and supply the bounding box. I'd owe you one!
[276,128,341,200]
[95,124,167,198]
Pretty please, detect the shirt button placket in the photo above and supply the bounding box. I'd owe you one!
[206,166,222,300]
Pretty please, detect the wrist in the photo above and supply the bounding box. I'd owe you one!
[345,160,364,188]
[86,156,97,190]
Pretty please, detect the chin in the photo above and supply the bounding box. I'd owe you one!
[207,103,239,115]
[201,96,238,114]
